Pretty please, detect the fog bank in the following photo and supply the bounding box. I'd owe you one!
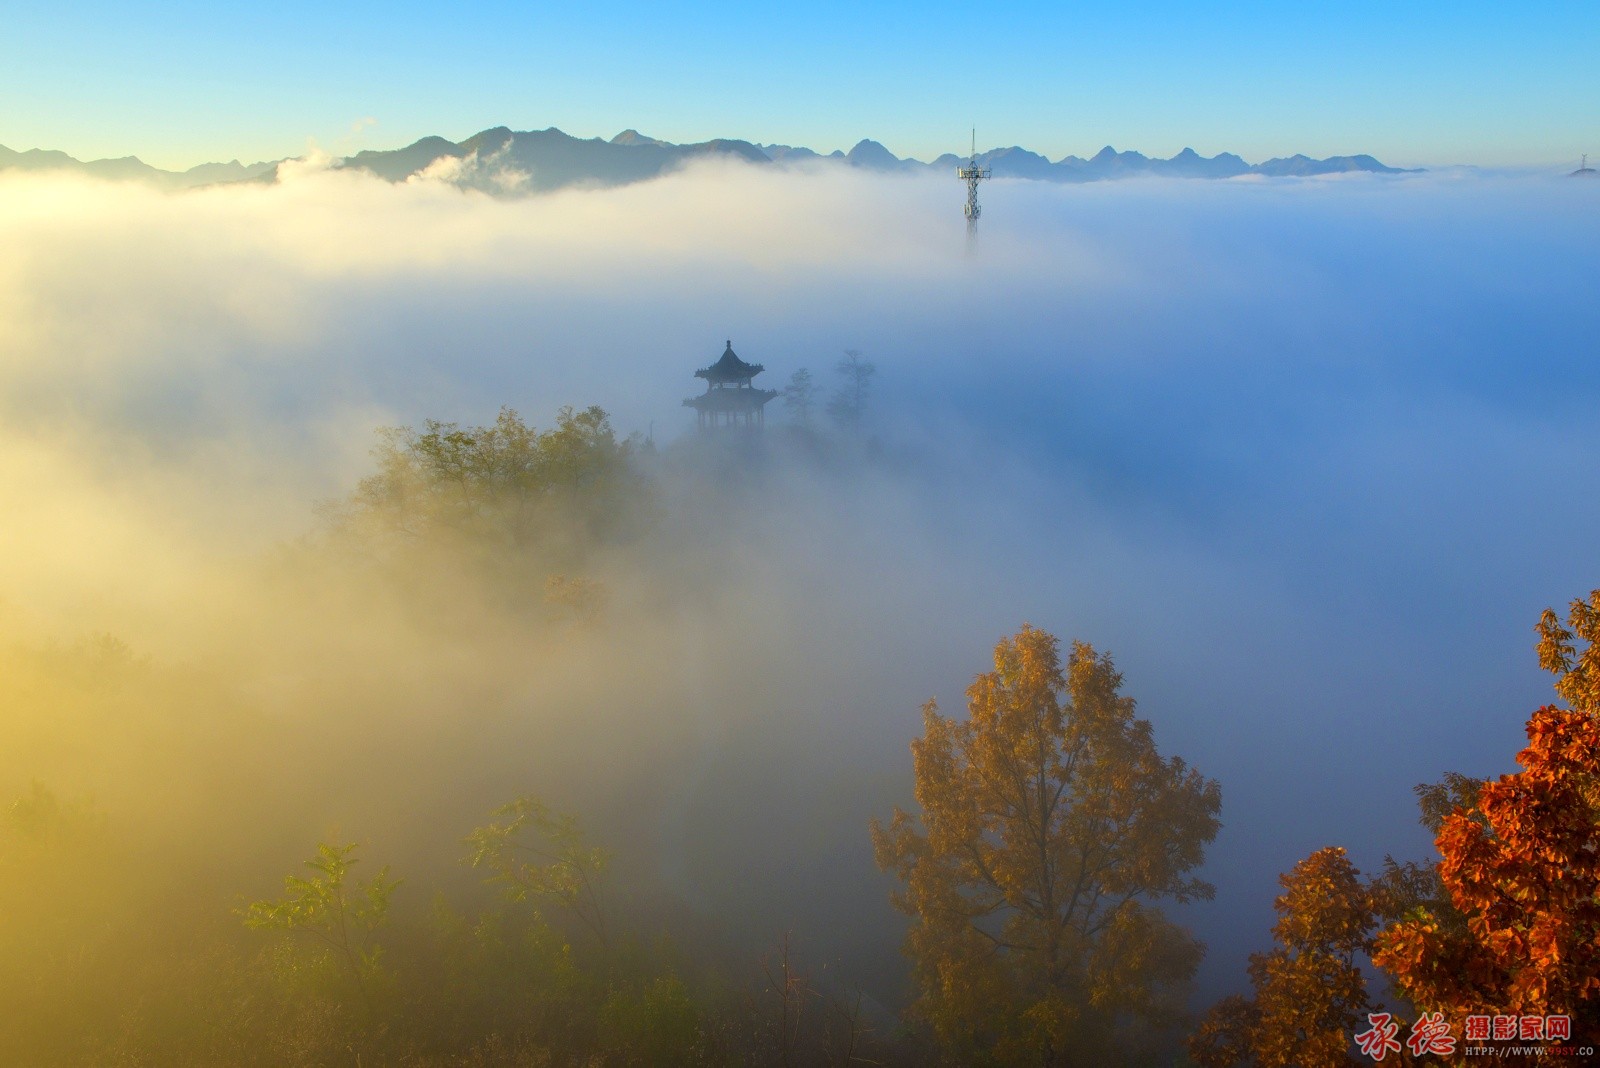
[2,159,1596,1005]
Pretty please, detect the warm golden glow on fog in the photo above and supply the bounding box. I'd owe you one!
[1,160,1597,1064]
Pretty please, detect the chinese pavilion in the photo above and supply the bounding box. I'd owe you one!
[683,340,778,429]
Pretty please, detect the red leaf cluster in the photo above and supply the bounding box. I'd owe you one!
[1374,706,1600,1028]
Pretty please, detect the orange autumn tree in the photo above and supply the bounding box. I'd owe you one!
[1189,847,1380,1068]
[1373,589,1600,1034]
[871,625,1221,1066]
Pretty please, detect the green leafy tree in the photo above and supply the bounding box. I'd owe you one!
[420,893,597,1059]
[871,624,1221,1066]
[599,974,704,1068]
[318,405,646,623]
[457,797,721,1064]
[243,841,400,1010]
[465,796,611,951]
[333,405,642,556]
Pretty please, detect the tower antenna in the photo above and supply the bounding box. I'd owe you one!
[956,126,991,251]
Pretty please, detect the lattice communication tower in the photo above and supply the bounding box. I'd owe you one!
[956,128,991,246]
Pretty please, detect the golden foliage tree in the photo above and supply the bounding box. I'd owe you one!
[1538,588,1600,713]
[1190,847,1378,1068]
[1373,589,1600,1035]
[871,625,1221,1066]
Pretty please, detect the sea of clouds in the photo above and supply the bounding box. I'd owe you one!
[1,157,1595,1001]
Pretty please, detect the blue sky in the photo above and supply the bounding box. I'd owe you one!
[4,2,1597,170]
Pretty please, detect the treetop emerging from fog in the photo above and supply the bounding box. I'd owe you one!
[873,624,1222,1065]
[325,406,644,567]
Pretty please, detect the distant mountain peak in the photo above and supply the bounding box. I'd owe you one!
[611,129,667,147]
[0,126,1424,193]
[845,139,907,171]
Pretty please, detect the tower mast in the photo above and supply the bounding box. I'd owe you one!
[956,127,991,250]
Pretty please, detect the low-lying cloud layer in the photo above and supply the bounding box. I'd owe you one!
[2,158,1597,1004]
